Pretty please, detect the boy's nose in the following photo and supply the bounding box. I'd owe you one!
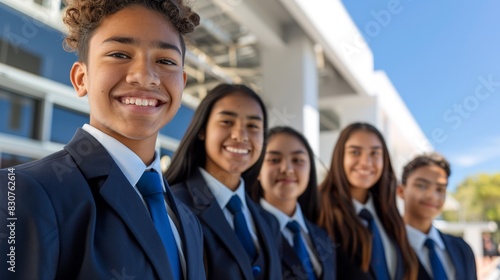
[126,59,160,88]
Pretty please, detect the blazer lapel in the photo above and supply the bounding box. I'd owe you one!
[306,221,335,280]
[440,231,463,280]
[246,195,279,269]
[163,179,202,280]
[65,129,173,279]
[418,260,432,280]
[186,172,254,280]
[282,238,303,274]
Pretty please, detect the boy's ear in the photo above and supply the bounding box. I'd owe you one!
[396,184,405,199]
[70,62,88,97]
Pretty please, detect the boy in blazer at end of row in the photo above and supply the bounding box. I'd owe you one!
[397,153,477,280]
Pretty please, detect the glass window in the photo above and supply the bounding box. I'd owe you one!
[0,88,40,139]
[160,148,174,174]
[50,105,89,144]
[160,105,194,140]
[0,152,36,168]
[0,38,42,75]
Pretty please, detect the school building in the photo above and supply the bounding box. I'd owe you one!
[0,0,489,259]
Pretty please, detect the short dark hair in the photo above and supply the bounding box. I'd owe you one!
[165,83,268,189]
[62,0,200,63]
[401,153,451,185]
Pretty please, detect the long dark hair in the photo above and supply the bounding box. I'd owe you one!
[251,126,319,222]
[317,122,417,280]
[165,83,268,188]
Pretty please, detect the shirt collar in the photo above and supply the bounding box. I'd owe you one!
[82,124,163,188]
[427,225,446,250]
[406,224,446,250]
[199,167,247,210]
[260,199,309,234]
[352,193,376,215]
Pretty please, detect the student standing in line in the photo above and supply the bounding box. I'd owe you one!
[251,126,336,280]
[317,122,418,280]
[397,153,477,280]
[0,1,205,279]
[165,84,282,280]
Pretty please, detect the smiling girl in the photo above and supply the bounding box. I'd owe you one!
[166,83,282,280]
[252,126,336,280]
[317,122,417,280]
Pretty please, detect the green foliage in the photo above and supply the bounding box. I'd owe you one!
[445,173,500,223]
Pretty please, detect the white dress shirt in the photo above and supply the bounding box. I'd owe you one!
[406,224,455,279]
[260,199,322,277]
[82,124,187,277]
[353,195,397,279]
[199,167,260,251]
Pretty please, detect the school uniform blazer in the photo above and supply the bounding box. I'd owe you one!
[281,219,337,280]
[417,231,477,280]
[0,129,205,280]
[335,229,404,280]
[171,170,282,280]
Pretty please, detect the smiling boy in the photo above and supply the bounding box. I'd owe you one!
[397,153,477,280]
[0,1,204,279]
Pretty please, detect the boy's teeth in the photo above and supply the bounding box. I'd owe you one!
[121,97,158,107]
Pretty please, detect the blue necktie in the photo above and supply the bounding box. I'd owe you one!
[425,238,447,280]
[137,170,182,280]
[359,209,390,280]
[226,195,257,260]
[286,220,317,280]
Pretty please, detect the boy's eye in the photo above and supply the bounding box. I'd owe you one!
[109,52,129,59]
[415,184,427,189]
[158,59,176,65]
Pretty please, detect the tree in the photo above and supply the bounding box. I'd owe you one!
[443,173,500,223]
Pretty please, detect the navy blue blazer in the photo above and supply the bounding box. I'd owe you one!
[171,170,282,280]
[0,129,205,280]
[280,219,336,280]
[335,229,404,280]
[417,231,477,280]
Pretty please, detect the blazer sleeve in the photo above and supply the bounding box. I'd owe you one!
[0,169,59,280]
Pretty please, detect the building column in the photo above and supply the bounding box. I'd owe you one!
[260,25,320,154]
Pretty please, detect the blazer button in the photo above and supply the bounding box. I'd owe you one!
[252,266,261,276]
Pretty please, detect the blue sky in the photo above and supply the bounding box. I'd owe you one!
[341,0,500,191]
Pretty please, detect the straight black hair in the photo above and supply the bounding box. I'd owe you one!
[251,126,319,222]
[165,83,268,189]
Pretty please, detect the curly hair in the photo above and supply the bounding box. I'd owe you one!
[62,0,200,62]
